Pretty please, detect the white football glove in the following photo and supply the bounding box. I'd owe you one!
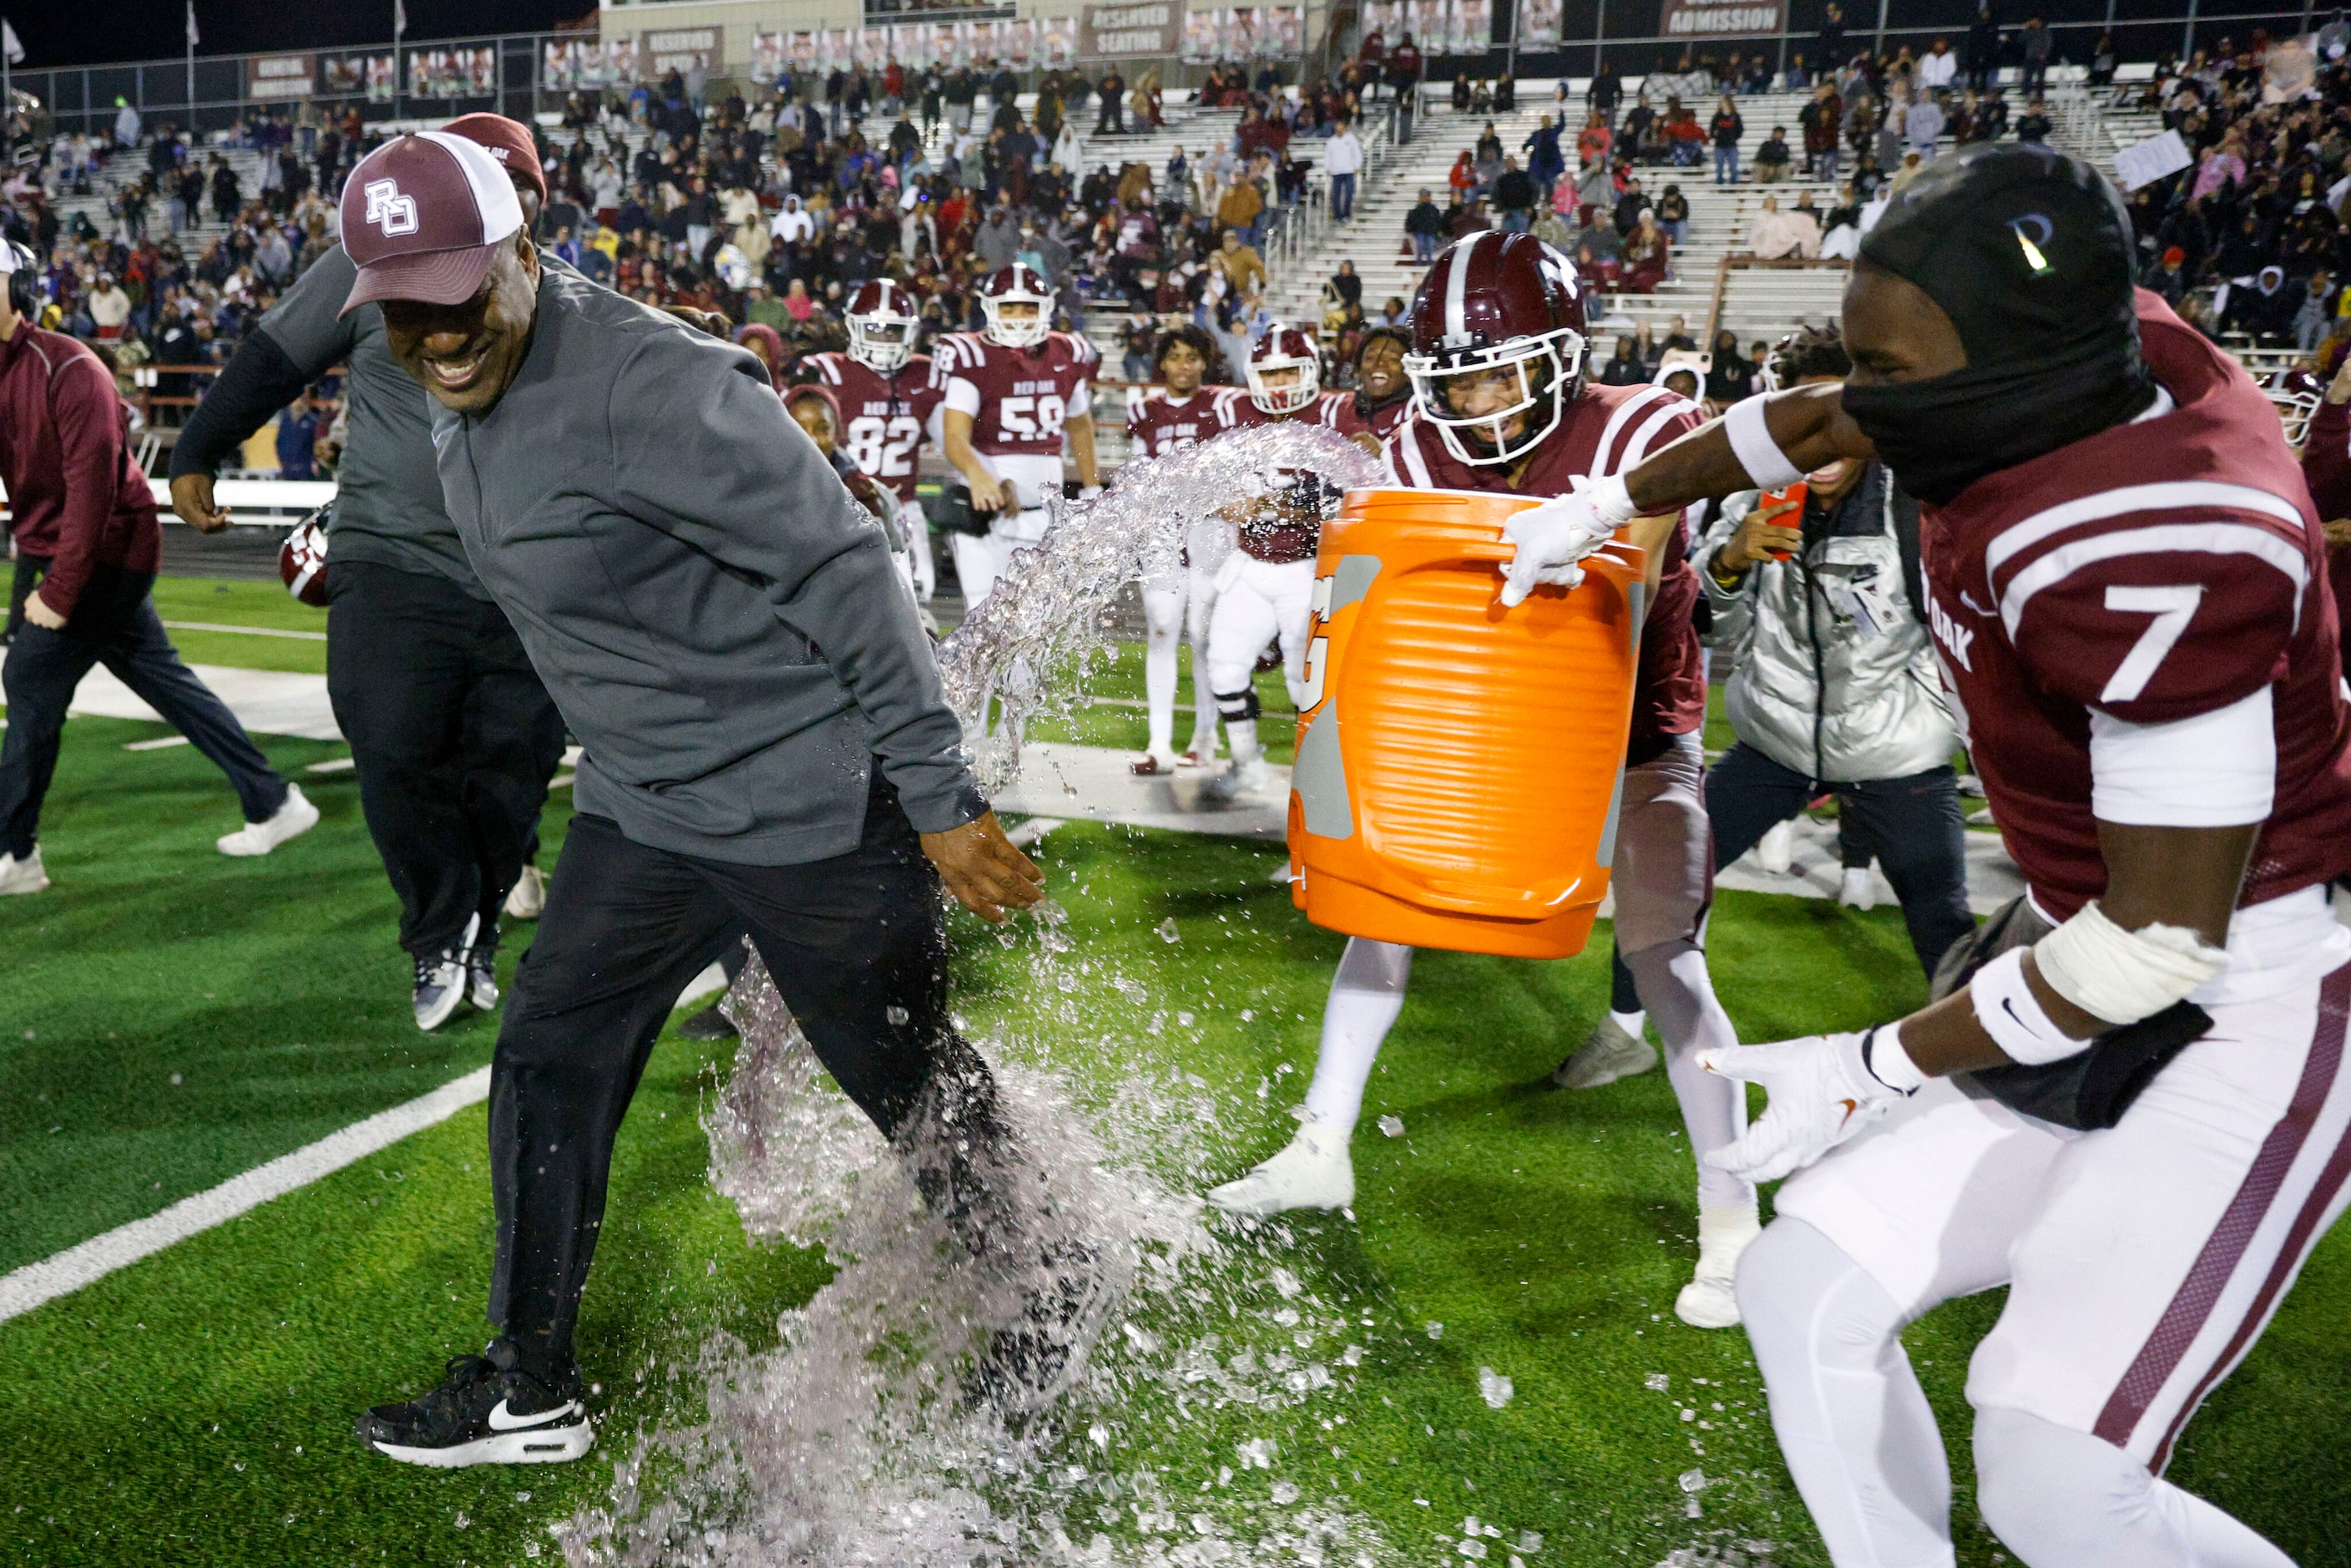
[1499,473,1638,606]
[1696,1029,1914,1183]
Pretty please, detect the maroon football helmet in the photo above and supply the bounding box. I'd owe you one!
[2269,366,2325,448]
[846,278,920,373]
[1403,230,1589,466]
[978,263,1054,348]
[279,503,331,607]
[1246,325,1322,415]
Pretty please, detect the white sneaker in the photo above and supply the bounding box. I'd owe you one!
[1674,1201,1762,1329]
[1755,818,1796,875]
[504,865,546,920]
[1206,1122,1354,1215]
[0,847,50,896]
[217,784,319,857]
[1199,755,1270,805]
[1550,1014,1658,1089]
[1839,866,1878,911]
[1130,750,1181,776]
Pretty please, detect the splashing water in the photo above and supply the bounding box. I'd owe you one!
[936,422,1383,791]
[558,426,1432,1568]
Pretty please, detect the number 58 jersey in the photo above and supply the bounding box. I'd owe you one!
[800,351,943,505]
[1921,292,2351,922]
[930,330,1098,458]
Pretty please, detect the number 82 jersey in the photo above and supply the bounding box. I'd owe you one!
[800,351,943,505]
[929,330,1097,459]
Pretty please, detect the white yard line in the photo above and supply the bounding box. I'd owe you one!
[0,966,732,1326]
[161,620,330,642]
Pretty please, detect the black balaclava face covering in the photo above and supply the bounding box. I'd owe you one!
[1842,142,2154,506]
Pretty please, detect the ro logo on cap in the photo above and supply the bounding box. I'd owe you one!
[364,179,419,238]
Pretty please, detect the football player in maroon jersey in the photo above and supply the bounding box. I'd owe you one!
[802,280,943,606]
[931,264,1102,609]
[1324,325,1415,443]
[1205,237,1761,1331]
[1557,143,2351,1568]
[1124,323,1244,774]
[1197,326,1347,804]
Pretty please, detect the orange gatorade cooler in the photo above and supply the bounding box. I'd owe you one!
[1287,488,1649,960]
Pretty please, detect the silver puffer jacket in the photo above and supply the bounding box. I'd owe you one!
[1699,461,1956,783]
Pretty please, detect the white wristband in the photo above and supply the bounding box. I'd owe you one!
[1585,472,1639,528]
[1864,1021,1927,1094]
[2035,899,2227,1026]
[1969,947,2090,1066]
[1724,395,1807,489]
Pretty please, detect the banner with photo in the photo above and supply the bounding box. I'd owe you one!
[1407,0,1447,51]
[1517,0,1562,47]
[406,48,488,100]
[787,30,820,74]
[1041,15,1079,65]
[1360,0,1403,39]
[1450,0,1493,53]
[855,26,888,68]
[1181,8,1218,62]
[751,30,785,81]
[1004,18,1036,68]
[1262,6,1303,57]
[604,37,639,84]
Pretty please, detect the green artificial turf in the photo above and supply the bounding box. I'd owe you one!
[1,580,2346,1567]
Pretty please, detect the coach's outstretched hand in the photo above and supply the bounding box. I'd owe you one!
[1697,1030,1913,1182]
[923,811,1045,923]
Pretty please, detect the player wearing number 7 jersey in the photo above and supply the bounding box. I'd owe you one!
[801,281,944,607]
[1568,144,2351,1568]
[931,264,1101,609]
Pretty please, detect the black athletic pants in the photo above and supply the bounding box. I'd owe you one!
[326,560,566,960]
[1705,741,1977,978]
[0,559,286,858]
[486,781,1004,1358]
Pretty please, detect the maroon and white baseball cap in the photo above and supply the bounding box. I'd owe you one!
[441,112,547,202]
[338,131,527,316]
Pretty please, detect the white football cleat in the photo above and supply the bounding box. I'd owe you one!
[504,865,546,920]
[1206,1122,1355,1215]
[1674,1201,1762,1329]
[0,847,51,896]
[217,784,319,857]
[1838,866,1878,911]
[1550,1014,1658,1089]
[1199,755,1271,805]
[1755,818,1796,875]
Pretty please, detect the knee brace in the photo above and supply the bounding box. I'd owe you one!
[1216,685,1261,724]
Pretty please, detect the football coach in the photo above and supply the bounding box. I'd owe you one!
[336,133,1046,1468]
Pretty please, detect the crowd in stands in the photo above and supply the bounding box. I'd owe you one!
[0,51,1407,476]
[1403,14,2089,300]
[2120,25,2351,352]
[17,14,2351,479]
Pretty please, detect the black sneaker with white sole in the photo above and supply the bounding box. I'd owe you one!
[356,1341,592,1468]
[464,937,500,1014]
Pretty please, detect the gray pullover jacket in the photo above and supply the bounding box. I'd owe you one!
[430,265,985,864]
[1699,462,1957,784]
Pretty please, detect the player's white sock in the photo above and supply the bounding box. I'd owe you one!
[1625,938,1754,1211]
[1141,584,1184,758]
[1610,1008,1647,1038]
[1675,1200,1761,1329]
[1224,717,1261,766]
[1974,1407,2293,1568]
[1738,1218,1957,1566]
[1301,937,1415,1136]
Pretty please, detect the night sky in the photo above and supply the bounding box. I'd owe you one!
[8,1,589,70]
